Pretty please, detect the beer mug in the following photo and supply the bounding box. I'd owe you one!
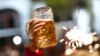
[26,7,57,52]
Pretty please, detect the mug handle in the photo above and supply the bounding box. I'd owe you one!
[25,21,29,37]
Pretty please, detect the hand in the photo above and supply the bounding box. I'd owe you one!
[26,18,45,39]
[67,40,83,49]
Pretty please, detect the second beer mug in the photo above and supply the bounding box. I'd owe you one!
[27,7,57,51]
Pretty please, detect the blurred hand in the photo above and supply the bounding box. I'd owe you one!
[67,40,83,49]
[26,18,45,39]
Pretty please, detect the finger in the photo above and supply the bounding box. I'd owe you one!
[33,26,43,32]
[29,35,33,39]
[68,41,71,47]
[28,32,34,39]
[65,41,68,45]
[72,41,76,49]
[28,19,45,27]
[28,20,45,33]
[33,19,45,25]
[33,22,45,30]
[79,41,83,47]
[75,40,79,48]
[28,26,42,39]
[72,41,74,47]
[68,40,73,47]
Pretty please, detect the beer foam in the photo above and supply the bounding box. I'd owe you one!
[33,7,53,19]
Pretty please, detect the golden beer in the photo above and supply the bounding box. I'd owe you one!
[27,7,57,52]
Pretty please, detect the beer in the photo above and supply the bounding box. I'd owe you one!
[27,7,57,52]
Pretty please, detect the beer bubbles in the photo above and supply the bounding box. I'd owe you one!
[26,7,57,52]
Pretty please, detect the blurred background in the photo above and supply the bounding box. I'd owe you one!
[0,0,100,56]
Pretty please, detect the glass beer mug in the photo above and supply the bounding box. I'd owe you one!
[26,7,57,52]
